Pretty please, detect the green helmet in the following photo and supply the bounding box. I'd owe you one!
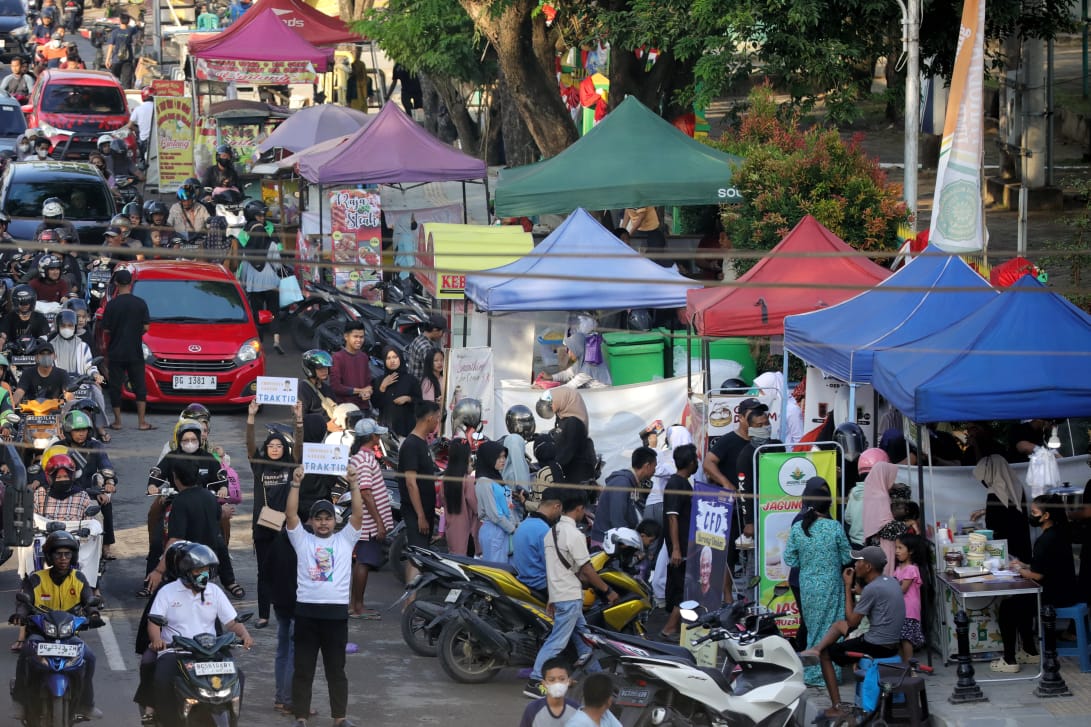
[301,349,333,378]
[63,410,94,434]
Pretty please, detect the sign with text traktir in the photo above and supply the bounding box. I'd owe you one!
[255,376,298,405]
[302,443,349,476]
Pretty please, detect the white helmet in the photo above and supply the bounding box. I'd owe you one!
[97,134,112,148]
[42,197,64,218]
[603,527,643,556]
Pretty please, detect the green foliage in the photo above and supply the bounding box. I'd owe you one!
[1037,179,1091,313]
[709,86,909,276]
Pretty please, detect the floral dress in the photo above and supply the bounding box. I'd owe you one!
[783,517,852,686]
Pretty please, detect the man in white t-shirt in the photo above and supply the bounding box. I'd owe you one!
[128,88,155,163]
[285,464,363,727]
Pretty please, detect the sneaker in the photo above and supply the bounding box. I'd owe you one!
[734,534,754,550]
[1016,650,1040,665]
[523,678,545,699]
[75,706,103,720]
[989,658,1020,673]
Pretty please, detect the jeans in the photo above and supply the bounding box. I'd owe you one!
[530,599,592,680]
[292,614,348,720]
[274,608,294,706]
[479,521,510,564]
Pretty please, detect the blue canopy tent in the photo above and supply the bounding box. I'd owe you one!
[871,277,1091,423]
[783,247,998,383]
[464,208,700,311]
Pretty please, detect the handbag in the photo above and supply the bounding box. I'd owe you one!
[279,270,303,308]
[257,506,286,531]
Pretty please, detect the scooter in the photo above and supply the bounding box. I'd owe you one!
[146,612,252,727]
[601,597,812,727]
[16,505,104,590]
[84,257,112,312]
[12,590,104,727]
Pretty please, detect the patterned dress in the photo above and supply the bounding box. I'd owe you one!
[784,517,852,686]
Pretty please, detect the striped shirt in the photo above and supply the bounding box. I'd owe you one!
[349,449,393,540]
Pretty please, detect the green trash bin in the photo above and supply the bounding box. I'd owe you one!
[657,328,756,383]
[602,331,665,385]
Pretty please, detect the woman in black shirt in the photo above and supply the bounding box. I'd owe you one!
[549,387,596,485]
[373,346,421,437]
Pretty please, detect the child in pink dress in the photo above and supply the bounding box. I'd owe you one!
[895,533,928,660]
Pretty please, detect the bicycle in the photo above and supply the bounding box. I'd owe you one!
[826,652,933,727]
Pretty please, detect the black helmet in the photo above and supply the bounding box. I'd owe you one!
[301,349,333,378]
[64,298,89,315]
[69,397,103,422]
[12,283,36,308]
[173,418,204,450]
[451,398,482,431]
[180,403,211,424]
[505,404,535,440]
[110,214,131,235]
[627,309,653,331]
[176,542,219,590]
[164,540,196,581]
[177,177,201,201]
[215,143,235,162]
[37,253,62,278]
[55,227,76,244]
[718,378,748,392]
[54,309,78,335]
[43,530,80,567]
[145,200,168,223]
[121,201,142,219]
[243,199,267,224]
[834,422,867,463]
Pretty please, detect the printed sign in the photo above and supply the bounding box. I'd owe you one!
[684,483,734,613]
[755,449,838,637]
[444,347,492,437]
[302,442,349,476]
[802,367,876,446]
[328,189,382,298]
[194,58,316,85]
[255,376,298,405]
[153,95,194,192]
[706,392,780,440]
[151,79,185,97]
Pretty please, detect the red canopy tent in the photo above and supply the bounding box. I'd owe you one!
[188,0,362,52]
[189,9,331,84]
[686,215,891,336]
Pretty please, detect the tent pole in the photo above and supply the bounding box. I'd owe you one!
[370,42,385,105]
[318,184,324,282]
[686,316,694,395]
[781,348,789,440]
[483,174,491,224]
[462,181,468,223]
[848,384,857,423]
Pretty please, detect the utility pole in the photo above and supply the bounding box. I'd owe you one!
[898,0,922,231]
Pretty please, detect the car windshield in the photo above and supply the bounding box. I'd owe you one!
[136,280,250,324]
[41,84,126,115]
[0,104,26,135]
[4,180,112,220]
[0,0,22,14]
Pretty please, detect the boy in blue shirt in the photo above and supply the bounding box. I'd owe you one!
[512,487,563,595]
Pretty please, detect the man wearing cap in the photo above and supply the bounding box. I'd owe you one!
[284,462,363,727]
[800,545,905,719]
[404,313,447,382]
[347,418,392,619]
[101,268,153,430]
[12,340,67,406]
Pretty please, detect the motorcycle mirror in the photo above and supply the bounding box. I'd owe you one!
[772,582,790,599]
[75,528,90,538]
[235,611,254,624]
[84,505,101,518]
[257,310,274,325]
[746,575,762,590]
[87,596,104,609]
[147,614,167,627]
[15,591,32,606]
[4,412,19,424]
[337,491,353,505]
[678,600,701,623]
[46,521,66,533]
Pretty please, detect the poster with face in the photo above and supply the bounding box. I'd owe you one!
[685,483,734,612]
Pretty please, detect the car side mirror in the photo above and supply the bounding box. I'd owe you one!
[20,105,31,115]
[257,310,274,326]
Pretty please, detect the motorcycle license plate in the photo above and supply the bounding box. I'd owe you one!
[444,588,462,603]
[88,270,112,285]
[37,642,80,658]
[172,375,217,390]
[25,416,57,425]
[193,661,236,676]
[615,686,652,707]
[12,356,35,367]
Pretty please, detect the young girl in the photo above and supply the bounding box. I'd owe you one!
[895,533,928,660]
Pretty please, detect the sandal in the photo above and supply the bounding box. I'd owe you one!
[348,609,381,620]
[226,583,245,599]
[255,619,269,629]
[10,639,23,653]
[98,430,111,443]
[136,583,154,598]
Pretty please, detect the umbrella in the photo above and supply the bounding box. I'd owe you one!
[257,104,370,154]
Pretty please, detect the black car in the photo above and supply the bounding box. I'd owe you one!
[0,0,31,62]
[1,160,116,244]
[0,96,26,152]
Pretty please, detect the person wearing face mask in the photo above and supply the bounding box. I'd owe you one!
[13,135,33,161]
[0,57,35,105]
[201,144,241,193]
[519,657,579,726]
[12,339,67,407]
[733,404,781,561]
[32,135,53,160]
[51,309,107,422]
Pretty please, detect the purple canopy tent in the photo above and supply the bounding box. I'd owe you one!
[257,105,371,154]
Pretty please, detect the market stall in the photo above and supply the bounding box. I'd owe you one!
[187,0,361,49]
[188,9,330,86]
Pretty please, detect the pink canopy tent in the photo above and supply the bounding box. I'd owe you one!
[188,0,362,50]
[296,102,486,185]
[189,9,330,84]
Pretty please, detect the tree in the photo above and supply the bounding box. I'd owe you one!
[339,0,377,23]
[712,86,909,276]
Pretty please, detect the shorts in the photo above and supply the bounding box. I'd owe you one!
[353,538,383,569]
[828,636,900,666]
[107,358,147,402]
[404,510,434,549]
[900,617,926,648]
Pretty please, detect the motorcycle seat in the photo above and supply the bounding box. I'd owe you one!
[602,629,695,663]
[697,664,735,693]
[442,552,518,575]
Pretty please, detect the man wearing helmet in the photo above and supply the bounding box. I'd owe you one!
[52,309,108,432]
[10,529,102,722]
[146,543,253,726]
[62,409,117,551]
[201,144,241,192]
[167,177,210,237]
[299,348,337,420]
[34,196,78,241]
[0,283,50,349]
[28,253,71,303]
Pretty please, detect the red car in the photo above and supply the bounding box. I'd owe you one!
[22,69,134,159]
[96,261,271,406]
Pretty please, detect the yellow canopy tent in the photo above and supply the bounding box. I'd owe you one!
[416,223,533,300]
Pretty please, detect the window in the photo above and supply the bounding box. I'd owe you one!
[41,84,126,115]
[0,105,26,135]
[0,0,24,15]
[3,180,113,220]
[136,281,250,324]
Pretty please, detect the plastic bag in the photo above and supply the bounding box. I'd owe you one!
[1026,445,1060,498]
[584,332,604,366]
[279,273,303,308]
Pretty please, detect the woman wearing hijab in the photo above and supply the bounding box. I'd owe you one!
[860,461,902,576]
[442,440,479,557]
[374,346,422,437]
[783,478,851,685]
[247,399,303,628]
[547,388,597,486]
[474,441,517,563]
[971,454,1032,562]
[545,332,611,388]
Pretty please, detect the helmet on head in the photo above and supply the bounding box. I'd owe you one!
[215,143,235,162]
[122,201,142,219]
[451,398,482,432]
[55,308,78,334]
[69,398,102,423]
[43,530,79,568]
[96,134,112,148]
[535,392,554,420]
[63,409,93,434]
[141,86,154,102]
[109,138,127,155]
[145,200,168,223]
[504,404,535,441]
[858,447,890,475]
[63,297,88,315]
[834,422,867,463]
[42,197,64,218]
[110,214,131,235]
[173,418,204,450]
[243,199,267,224]
[45,453,78,484]
[177,543,219,591]
[164,540,195,580]
[180,403,210,424]
[40,443,71,473]
[603,527,643,557]
[178,177,200,202]
[37,253,62,278]
[54,227,76,245]
[301,349,333,378]
[12,284,36,308]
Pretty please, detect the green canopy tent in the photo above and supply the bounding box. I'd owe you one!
[494,97,743,217]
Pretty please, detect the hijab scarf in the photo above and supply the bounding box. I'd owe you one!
[381,345,418,400]
[550,387,589,429]
[973,454,1023,508]
[476,440,511,520]
[861,461,900,575]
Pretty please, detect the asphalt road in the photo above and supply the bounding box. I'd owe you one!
[0,335,530,726]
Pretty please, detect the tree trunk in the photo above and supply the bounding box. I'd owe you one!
[459,0,577,158]
[433,78,482,156]
[497,70,537,166]
[483,87,504,166]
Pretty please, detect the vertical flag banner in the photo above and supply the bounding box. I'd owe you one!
[929,0,987,253]
[327,190,382,297]
[685,483,734,612]
[756,450,838,636]
[152,94,193,192]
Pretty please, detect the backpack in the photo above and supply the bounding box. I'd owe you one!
[113,29,133,63]
[202,215,229,262]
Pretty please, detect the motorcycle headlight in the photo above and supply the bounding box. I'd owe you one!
[33,437,53,450]
[58,622,74,639]
[9,24,29,37]
[235,338,260,365]
[143,342,154,364]
[197,686,232,700]
[43,622,58,638]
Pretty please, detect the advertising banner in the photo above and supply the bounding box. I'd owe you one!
[684,483,734,612]
[328,189,382,297]
[756,449,838,636]
[255,376,298,405]
[444,347,493,437]
[302,442,349,476]
[153,95,194,192]
[803,367,876,447]
[194,58,316,85]
[706,391,781,441]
